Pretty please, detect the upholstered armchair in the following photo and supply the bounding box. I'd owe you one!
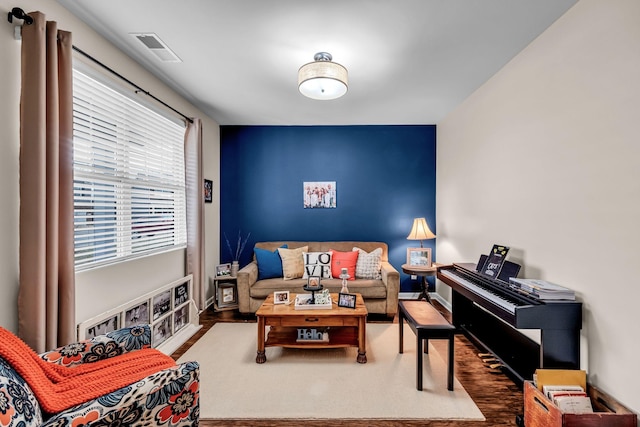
[0,325,199,427]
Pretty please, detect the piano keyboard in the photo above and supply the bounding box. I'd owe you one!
[439,270,517,314]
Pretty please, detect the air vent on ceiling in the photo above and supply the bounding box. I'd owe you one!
[130,33,182,63]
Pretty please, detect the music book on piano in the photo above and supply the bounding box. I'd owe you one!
[509,278,576,300]
[480,244,510,278]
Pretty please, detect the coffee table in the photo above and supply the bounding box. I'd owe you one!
[255,292,368,364]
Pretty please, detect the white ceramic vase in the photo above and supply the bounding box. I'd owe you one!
[231,261,239,277]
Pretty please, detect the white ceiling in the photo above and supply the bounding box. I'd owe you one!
[56,0,577,126]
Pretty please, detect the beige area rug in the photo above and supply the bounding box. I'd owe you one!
[177,322,485,420]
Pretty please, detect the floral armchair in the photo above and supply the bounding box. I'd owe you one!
[0,325,199,427]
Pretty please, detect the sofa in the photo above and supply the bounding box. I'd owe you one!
[237,241,400,317]
[0,325,199,427]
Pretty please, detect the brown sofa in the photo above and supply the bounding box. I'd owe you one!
[236,241,400,317]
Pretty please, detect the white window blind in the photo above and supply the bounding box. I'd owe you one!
[72,69,187,270]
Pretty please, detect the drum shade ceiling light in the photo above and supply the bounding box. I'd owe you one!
[298,52,348,100]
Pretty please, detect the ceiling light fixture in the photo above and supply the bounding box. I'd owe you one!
[298,52,348,100]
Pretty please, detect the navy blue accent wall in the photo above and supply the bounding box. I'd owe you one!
[220,125,436,292]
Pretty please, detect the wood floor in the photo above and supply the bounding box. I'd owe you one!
[171,301,524,427]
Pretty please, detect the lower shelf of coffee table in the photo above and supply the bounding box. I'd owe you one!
[265,326,358,349]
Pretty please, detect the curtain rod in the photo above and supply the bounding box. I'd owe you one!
[72,46,193,124]
[8,7,194,124]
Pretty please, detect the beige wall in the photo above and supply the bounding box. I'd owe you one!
[0,0,220,331]
[437,0,639,414]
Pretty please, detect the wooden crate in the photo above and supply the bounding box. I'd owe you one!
[524,381,636,427]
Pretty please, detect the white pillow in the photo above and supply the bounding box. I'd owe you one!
[302,252,332,279]
[353,247,383,279]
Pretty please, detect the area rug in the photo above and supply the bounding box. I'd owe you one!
[177,322,485,420]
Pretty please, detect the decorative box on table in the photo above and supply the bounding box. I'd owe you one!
[294,293,332,310]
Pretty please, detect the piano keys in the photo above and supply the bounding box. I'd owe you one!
[437,262,582,385]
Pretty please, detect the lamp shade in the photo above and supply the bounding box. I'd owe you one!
[407,218,436,242]
[298,52,348,100]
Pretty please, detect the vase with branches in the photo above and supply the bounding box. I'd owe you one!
[224,230,251,277]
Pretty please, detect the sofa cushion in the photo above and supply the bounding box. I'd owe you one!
[330,250,358,280]
[0,358,43,427]
[353,247,383,279]
[254,244,287,280]
[278,246,308,280]
[302,252,332,279]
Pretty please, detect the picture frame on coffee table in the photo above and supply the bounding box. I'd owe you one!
[338,292,357,309]
[307,276,321,289]
[273,291,290,305]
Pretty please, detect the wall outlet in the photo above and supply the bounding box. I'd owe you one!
[411,275,417,280]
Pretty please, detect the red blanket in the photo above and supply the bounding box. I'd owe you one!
[1,327,177,413]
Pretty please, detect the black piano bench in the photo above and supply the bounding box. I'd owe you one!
[398,300,455,391]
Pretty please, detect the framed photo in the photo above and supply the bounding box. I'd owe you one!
[174,305,189,332]
[153,315,172,346]
[307,276,321,289]
[85,314,119,339]
[124,301,149,327]
[338,293,357,309]
[303,181,336,209]
[153,289,171,320]
[174,281,189,307]
[274,291,290,305]
[217,282,237,308]
[407,247,432,268]
[204,179,213,203]
[216,263,231,276]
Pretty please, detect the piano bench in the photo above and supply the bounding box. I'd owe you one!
[398,300,455,391]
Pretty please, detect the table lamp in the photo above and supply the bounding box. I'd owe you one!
[407,217,436,248]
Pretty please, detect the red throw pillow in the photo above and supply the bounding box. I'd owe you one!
[330,250,358,280]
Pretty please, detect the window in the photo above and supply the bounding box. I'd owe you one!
[72,69,187,270]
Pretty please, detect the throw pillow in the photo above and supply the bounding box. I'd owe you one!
[353,247,383,279]
[278,246,308,280]
[302,252,332,279]
[330,250,358,280]
[254,245,288,280]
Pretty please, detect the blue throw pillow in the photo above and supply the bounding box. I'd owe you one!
[255,245,288,280]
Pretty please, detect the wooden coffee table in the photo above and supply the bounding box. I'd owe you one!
[255,292,368,364]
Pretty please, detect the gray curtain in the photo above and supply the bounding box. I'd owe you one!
[18,12,75,352]
[184,118,205,310]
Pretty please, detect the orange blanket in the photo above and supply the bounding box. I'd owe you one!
[0,327,177,413]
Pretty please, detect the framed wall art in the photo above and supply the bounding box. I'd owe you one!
[204,179,213,203]
[303,181,336,208]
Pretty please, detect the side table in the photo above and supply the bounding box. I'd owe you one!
[401,263,443,302]
[213,276,239,311]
